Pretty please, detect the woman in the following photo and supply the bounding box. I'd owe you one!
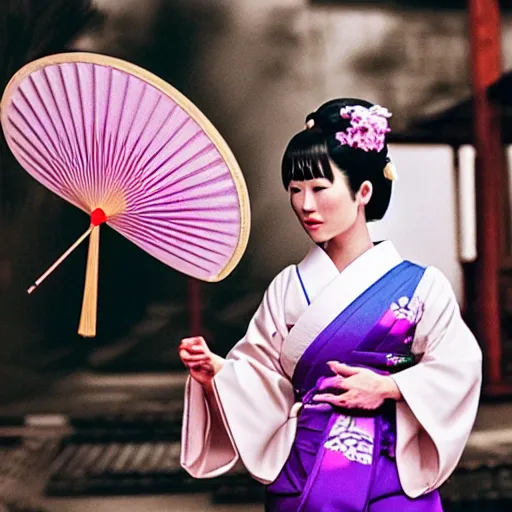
[179,98,482,511]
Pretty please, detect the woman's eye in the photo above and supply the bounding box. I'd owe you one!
[313,186,326,192]
[290,187,301,194]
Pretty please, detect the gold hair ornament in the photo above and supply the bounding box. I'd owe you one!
[383,161,398,182]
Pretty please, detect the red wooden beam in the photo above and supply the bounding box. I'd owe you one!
[468,0,503,390]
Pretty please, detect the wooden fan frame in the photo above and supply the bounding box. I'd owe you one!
[0,51,251,282]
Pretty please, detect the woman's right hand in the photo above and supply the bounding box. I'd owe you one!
[179,336,224,387]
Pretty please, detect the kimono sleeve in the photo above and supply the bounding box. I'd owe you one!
[180,266,300,483]
[391,266,482,498]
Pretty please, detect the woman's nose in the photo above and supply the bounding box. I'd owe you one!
[302,191,315,212]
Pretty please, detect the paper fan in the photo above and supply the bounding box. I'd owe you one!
[0,52,250,337]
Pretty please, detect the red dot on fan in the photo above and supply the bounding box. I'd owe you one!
[90,208,107,226]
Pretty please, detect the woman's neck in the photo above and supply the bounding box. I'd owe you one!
[323,215,374,273]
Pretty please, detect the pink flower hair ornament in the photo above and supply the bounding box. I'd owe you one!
[304,104,398,181]
[335,105,392,153]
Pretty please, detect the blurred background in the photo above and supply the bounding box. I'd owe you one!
[0,0,511,510]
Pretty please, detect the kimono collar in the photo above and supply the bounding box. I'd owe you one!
[281,241,404,378]
[297,241,402,304]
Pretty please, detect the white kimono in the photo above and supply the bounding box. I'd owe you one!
[180,241,482,498]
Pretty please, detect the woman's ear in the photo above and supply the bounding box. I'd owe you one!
[357,180,373,206]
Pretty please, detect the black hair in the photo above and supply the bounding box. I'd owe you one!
[281,98,392,221]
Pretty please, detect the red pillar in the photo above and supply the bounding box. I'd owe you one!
[468,0,503,390]
[187,278,203,335]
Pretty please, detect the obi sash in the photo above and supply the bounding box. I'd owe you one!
[266,261,426,512]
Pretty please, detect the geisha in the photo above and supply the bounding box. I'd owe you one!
[179,98,482,511]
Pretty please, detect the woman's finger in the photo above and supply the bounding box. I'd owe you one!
[191,363,214,373]
[179,345,206,356]
[179,346,206,358]
[180,349,208,361]
[327,361,361,377]
[182,358,211,366]
[181,336,207,348]
[182,356,211,365]
[313,390,360,407]
[312,393,339,403]
[317,376,340,391]
[188,345,208,354]
[180,352,209,365]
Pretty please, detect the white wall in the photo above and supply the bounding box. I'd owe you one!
[369,144,464,303]
[369,142,512,307]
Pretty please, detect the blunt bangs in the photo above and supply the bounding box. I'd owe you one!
[281,131,334,189]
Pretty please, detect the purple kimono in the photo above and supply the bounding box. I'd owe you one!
[265,261,444,511]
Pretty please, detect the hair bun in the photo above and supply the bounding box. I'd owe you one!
[306,98,376,134]
[306,105,349,134]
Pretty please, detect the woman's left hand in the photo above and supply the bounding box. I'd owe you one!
[313,361,402,410]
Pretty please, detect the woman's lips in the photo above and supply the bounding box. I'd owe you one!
[304,219,323,230]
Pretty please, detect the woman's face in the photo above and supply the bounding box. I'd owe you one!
[289,164,370,244]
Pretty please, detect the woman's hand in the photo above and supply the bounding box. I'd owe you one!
[313,361,402,410]
[179,336,224,387]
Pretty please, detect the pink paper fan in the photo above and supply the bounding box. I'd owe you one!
[0,52,251,337]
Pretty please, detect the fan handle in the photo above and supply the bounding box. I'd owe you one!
[78,224,101,338]
[27,207,107,338]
